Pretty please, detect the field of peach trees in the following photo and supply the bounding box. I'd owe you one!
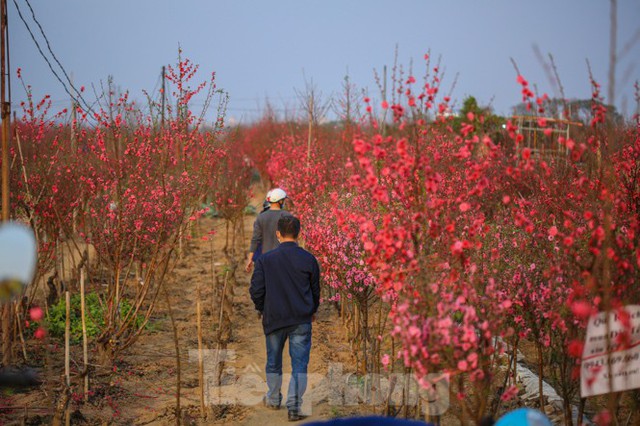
[1,52,639,425]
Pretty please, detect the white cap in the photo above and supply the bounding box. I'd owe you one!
[266,188,287,203]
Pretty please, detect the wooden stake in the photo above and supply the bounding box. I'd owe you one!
[307,92,313,168]
[161,65,166,130]
[196,287,205,417]
[1,0,10,223]
[1,0,13,367]
[403,366,410,418]
[607,0,617,107]
[537,343,545,415]
[210,241,216,320]
[64,291,70,387]
[213,271,230,387]
[15,303,27,361]
[162,283,181,425]
[217,271,229,342]
[80,268,89,401]
[70,73,77,152]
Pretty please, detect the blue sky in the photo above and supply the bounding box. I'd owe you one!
[10,0,640,124]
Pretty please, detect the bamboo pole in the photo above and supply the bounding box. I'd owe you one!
[1,0,10,223]
[64,291,70,387]
[403,366,410,418]
[307,92,313,168]
[80,268,89,401]
[213,271,230,387]
[15,305,27,361]
[162,282,181,426]
[608,0,617,106]
[161,65,166,130]
[210,240,216,320]
[217,271,229,342]
[196,287,205,417]
[386,337,395,415]
[15,132,30,201]
[1,0,12,367]
[537,343,545,415]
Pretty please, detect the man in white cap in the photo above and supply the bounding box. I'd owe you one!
[245,188,292,272]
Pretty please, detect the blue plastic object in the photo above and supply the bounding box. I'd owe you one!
[495,408,552,426]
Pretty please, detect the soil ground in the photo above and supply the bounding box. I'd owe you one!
[1,213,368,425]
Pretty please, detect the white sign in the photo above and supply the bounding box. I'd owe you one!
[580,305,640,397]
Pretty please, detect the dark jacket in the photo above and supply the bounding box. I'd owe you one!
[250,241,320,335]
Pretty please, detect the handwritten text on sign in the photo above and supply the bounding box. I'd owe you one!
[580,305,640,397]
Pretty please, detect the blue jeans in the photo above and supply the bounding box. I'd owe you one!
[264,322,312,411]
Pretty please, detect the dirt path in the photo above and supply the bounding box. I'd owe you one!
[116,215,360,425]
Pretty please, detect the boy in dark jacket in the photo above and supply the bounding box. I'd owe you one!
[250,215,320,421]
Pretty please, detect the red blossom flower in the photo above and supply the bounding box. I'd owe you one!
[570,300,592,318]
[500,385,519,401]
[34,327,46,339]
[459,202,471,212]
[29,306,44,321]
